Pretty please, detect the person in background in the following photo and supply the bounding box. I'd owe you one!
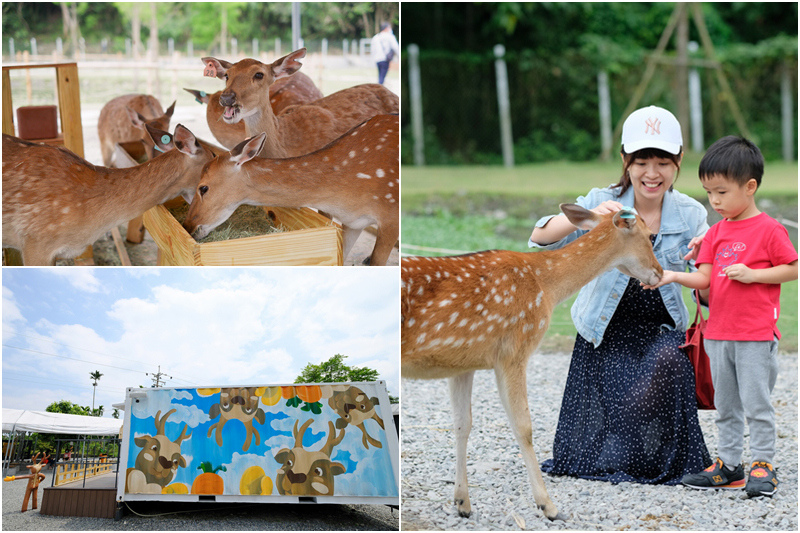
[528,105,712,485]
[371,22,399,85]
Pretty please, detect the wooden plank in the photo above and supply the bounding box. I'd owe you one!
[110,227,132,266]
[2,69,14,135]
[55,63,84,158]
[3,62,77,71]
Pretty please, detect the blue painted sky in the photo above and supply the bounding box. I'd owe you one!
[2,268,400,416]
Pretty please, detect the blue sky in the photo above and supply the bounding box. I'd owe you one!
[2,268,400,416]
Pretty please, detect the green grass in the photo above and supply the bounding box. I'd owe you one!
[401,157,800,198]
[401,159,798,352]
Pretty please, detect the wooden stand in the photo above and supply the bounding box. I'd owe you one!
[2,62,93,265]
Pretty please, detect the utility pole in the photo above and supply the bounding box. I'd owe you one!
[146,365,172,388]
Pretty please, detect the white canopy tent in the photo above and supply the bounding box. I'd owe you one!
[3,409,122,475]
[3,408,121,436]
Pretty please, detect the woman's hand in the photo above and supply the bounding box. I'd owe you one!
[590,200,624,216]
[683,235,704,262]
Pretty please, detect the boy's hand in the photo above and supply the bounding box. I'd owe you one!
[683,236,704,262]
[641,269,678,290]
[723,264,756,283]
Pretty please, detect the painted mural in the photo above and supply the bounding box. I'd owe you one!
[123,383,397,498]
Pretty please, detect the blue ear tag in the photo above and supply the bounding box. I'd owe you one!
[619,206,637,219]
[153,134,170,153]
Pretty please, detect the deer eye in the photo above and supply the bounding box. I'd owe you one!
[314,467,323,476]
[286,459,293,468]
[199,185,209,196]
[254,72,264,80]
[150,444,157,451]
[224,74,228,81]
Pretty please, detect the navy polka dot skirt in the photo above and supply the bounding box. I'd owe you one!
[541,276,712,485]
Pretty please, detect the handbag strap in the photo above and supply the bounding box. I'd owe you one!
[692,289,707,326]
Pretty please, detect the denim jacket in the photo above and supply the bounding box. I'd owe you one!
[528,185,709,348]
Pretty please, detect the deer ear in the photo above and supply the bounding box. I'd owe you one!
[329,462,346,476]
[164,101,176,118]
[230,133,265,166]
[271,48,306,79]
[126,107,147,128]
[560,203,601,230]
[172,124,201,156]
[184,88,210,104]
[612,208,638,230]
[201,57,230,79]
[146,123,173,152]
[274,449,290,464]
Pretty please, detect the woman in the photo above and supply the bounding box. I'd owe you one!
[529,105,712,484]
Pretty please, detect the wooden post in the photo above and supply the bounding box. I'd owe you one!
[55,64,84,158]
[2,69,14,135]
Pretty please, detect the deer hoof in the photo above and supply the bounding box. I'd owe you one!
[455,498,471,518]
[539,502,564,521]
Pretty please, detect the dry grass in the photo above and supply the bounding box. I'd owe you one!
[168,203,284,243]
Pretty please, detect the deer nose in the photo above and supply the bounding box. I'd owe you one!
[343,403,356,414]
[219,91,236,107]
[287,470,307,484]
[158,456,173,469]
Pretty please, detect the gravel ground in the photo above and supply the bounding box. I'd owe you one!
[401,352,798,531]
[1,478,398,531]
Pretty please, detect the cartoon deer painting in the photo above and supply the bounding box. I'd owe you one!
[274,419,346,496]
[3,453,50,512]
[125,409,191,494]
[328,386,385,449]
[206,387,266,452]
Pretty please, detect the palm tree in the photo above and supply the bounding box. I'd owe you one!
[90,371,103,412]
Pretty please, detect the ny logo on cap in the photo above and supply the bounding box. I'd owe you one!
[644,117,661,135]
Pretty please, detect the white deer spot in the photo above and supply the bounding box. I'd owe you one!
[356,173,371,179]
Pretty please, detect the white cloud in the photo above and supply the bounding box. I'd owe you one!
[47,269,104,293]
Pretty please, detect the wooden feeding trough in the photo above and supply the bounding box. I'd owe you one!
[143,203,343,266]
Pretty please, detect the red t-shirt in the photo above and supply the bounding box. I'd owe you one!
[696,212,797,341]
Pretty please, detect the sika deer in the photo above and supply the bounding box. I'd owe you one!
[97,94,175,166]
[2,124,216,265]
[185,70,322,149]
[183,114,399,266]
[201,48,398,158]
[401,204,663,521]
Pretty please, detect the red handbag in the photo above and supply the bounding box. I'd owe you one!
[680,290,716,410]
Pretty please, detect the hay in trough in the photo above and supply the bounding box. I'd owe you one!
[169,203,284,243]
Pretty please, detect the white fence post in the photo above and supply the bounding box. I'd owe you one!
[781,62,794,161]
[494,44,514,168]
[688,41,704,153]
[597,70,612,159]
[408,44,425,166]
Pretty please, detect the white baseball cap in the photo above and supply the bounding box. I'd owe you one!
[621,105,683,155]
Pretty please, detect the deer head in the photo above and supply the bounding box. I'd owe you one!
[273,419,346,496]
[207,387,266,452]
[328,386,385,449]
[133,409,191,488]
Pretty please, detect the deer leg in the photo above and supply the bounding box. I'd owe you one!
[448,370,475,518]
[367,225,398,266]
[342,225,363,263]
[22,242,56,266]
[494,361,562,521]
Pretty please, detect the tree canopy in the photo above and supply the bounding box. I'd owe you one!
[295,353,381,384]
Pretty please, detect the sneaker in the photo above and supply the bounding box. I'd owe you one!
[681,458,745,490]
[746,462,778,498]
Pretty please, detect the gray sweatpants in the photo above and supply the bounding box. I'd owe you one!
[704,338,779,466]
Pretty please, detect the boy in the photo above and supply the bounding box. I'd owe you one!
[644,136,798,497]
